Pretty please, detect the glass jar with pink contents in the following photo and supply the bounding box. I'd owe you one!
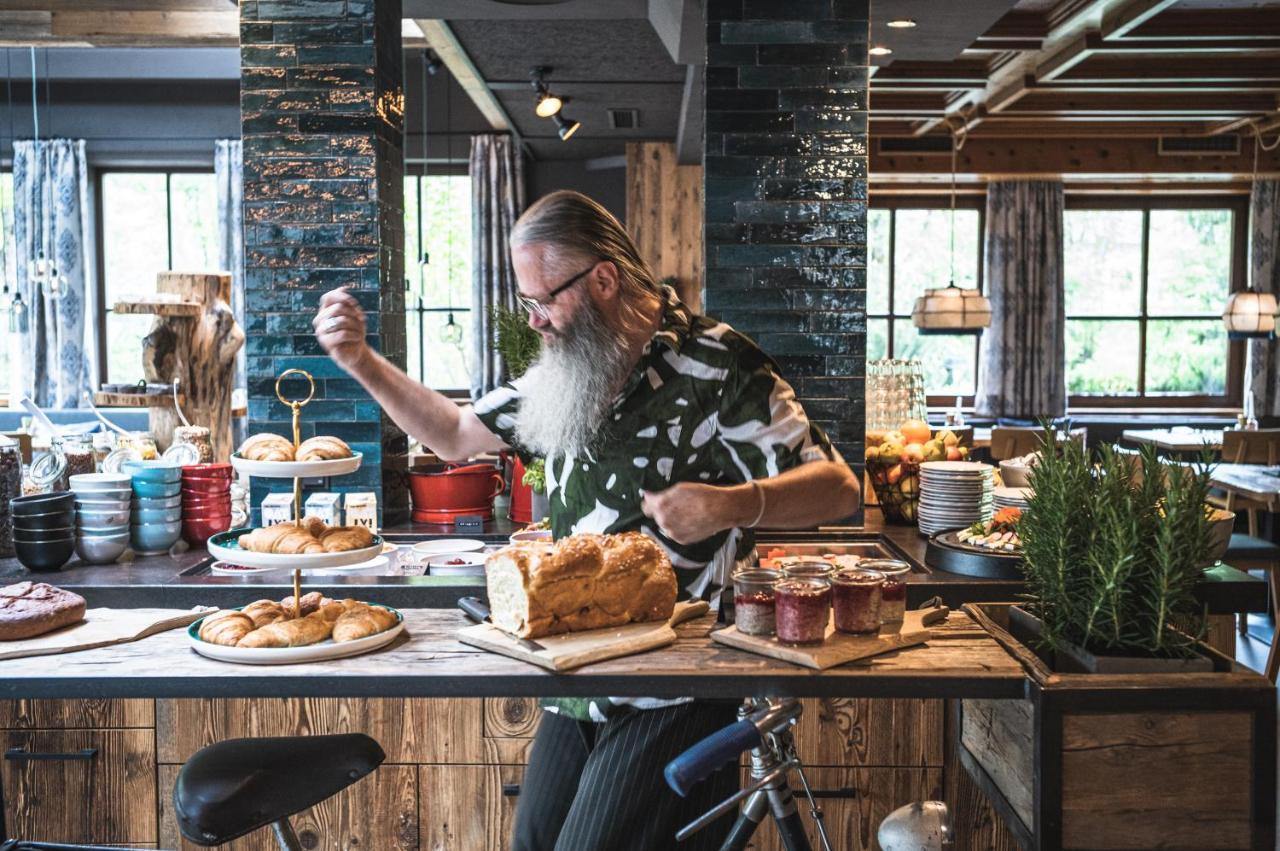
[831,568,885,634]
[774,577,831,645]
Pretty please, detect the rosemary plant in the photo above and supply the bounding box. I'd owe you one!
[491,304,541,380]
[1019,429,1212,659]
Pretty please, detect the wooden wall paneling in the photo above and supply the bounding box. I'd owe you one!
[788,699,945,769]
[419,764,523,851]
[1,729,157,846]
[741,767,942,851]
[156,698,485,765]
[482,697,539,765]
[158,763,419,850]
[625,141,704,313]
[0,699,154,729]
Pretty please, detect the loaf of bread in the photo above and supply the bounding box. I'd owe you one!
[484,532,677,640]
[0,582,87,641]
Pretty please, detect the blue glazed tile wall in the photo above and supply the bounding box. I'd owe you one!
[704,0,869,476]
[240,0,410,525]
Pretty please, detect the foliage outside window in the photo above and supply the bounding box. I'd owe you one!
[867,201,983,402]
[0,170,12,396]
[403,172,472,392]
[1064,201,1238,405]
[99,171,218,384]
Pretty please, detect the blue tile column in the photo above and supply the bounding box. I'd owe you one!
[240,0,409,525]
[704,0,868,488]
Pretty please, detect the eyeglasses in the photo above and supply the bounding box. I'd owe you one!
[516,263,595,320]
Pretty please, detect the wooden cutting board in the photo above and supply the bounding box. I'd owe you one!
[711,607,950,670]
[456,600,710,672]
[0,607,214,661]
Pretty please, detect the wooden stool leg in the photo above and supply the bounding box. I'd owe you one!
[1264,569,1280,685]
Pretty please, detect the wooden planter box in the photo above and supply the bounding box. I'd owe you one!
[959,602,1276,851]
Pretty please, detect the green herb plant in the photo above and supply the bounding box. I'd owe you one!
[521,457,547,495]
[1018,428,1213,659]
[491,304,541,380]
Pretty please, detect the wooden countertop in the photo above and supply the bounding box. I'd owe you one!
[0,609,1026,701]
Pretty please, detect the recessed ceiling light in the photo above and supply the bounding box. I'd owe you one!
[869,45,893,56]
[887,18,917,28]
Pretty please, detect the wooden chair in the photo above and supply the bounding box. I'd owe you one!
[989,426,1087,461]
[1212,430,1280,537]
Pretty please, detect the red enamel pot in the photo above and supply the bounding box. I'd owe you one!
[407,462,505,517]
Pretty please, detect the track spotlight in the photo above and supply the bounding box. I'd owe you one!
[554,112,580,141]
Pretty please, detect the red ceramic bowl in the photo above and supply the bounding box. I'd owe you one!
[181,497,232,515]
[181,479,233,496]
[182,464,233,479]
[182,515,232,547]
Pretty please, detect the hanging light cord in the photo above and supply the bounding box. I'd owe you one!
[945,116,969,289]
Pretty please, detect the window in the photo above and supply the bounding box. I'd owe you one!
[867,198,984,403]
[403,172,472,392]
[98,171,218,383]
[1064,197,1243,406]
[0,170,12,395]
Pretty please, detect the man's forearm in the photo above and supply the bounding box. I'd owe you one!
[728,461,861,529]
[342,350,477,460]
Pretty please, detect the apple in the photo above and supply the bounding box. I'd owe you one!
[901,443,925,464]
[946,446,963,461]
[865,446,878,462]
[883,430,905,447]
[878,443,901,463]
[886,463,903,485]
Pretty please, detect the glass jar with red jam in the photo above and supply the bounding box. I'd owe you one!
[860,559,911,623]
[733,568,780,636]
[781,560,834,580]
[831,568,885,635]
[774,577,831,645]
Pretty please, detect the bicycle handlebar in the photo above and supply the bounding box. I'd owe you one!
[664,718,762,798]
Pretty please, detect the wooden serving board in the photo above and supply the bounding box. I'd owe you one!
[456,600,710,672]
[712,607,950,670]
[0,607,213,662]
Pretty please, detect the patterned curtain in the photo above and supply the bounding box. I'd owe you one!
[215,140,244,391]
[1247,179,1280,417]
[12,139,95,408]
[469,133,526,399]
[975,180,1067,419]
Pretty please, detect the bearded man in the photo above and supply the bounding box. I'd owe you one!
[313,190,861,850]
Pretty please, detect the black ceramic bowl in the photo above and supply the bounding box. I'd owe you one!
[12,509,76,531]
[12,526,75,543]
[14,537,74,572]
[10,492,76,516]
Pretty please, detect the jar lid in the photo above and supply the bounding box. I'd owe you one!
[102,446,143,474]
[775,576,831,594]
[162,442,202,466]
[28,448,67,487]
[734,568,781,583]
[832,567,886,585]
[781,560,834,578]
[858,559,912,577]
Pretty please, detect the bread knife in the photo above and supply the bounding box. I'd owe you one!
[458,597,548,652]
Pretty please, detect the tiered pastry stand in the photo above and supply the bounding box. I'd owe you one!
[209,369,380,569]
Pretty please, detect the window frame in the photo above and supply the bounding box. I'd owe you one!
[403,163,472,397]
[1063,193,1246,409]
[868,193,987,407]
[93,166,215,386]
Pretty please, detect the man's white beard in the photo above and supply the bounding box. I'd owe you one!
[513,300,632,458]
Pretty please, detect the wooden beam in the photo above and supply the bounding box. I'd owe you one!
[1125,9,1280,41]
[1100,0,1178,41]
[1058,56,1280,83]
[1003,91,1280,118]
[415,19,515,137]
[1093,38,1280,54]
[1036,32,1098,82]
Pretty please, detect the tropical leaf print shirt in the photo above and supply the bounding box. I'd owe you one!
[473,287,837,720]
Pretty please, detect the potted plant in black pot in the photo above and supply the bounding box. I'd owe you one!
[958,433,1276,850]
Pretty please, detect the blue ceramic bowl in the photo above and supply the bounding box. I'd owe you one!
[131,520,182,552]
[131,506,183,524]
[123,460,182,484]
[131,479,182,500]
[133,493,182,510]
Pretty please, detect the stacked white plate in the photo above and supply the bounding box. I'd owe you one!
[993,486,1033,512]
[918,461,995,536]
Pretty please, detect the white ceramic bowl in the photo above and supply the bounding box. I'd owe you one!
[509,529,553,544]
[998,460,1032,488]
[69,472,133,491]
[210,561,277,576]
[426,552,486,576]
[411,538,486,558]
[76,506,130,528]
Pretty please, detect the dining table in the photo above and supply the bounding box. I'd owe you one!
[1211,463,1280,507]
[1122,428,1224,455]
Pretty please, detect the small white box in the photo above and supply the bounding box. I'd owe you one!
[344,491,378,533]
[304,492,342,526]
[261,493,296,526]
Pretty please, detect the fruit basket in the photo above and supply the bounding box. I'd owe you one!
[864,420,970,525]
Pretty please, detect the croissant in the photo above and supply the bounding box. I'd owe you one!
[279,591,328,618]
[239,433,296,463]
[332,605,398,642]
[236,612,334,648]
[242,599,288,629]
[318,526,374,553]
[272,528,326,555]
[199,611,254,646]
[315,598,365,623]
[298,516,329,538]
[238,524,294,554]
[296,436,352,462]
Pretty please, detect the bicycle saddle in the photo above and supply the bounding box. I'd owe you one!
[173,733,385,845]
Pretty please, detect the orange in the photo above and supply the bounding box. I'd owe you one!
[899,419,931,444]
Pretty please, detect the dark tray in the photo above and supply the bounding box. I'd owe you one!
[924,530,1023,580]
